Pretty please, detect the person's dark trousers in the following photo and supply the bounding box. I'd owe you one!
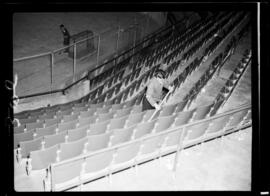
[142,96,155,111]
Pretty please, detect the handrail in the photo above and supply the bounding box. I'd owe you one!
[14,16,189,101]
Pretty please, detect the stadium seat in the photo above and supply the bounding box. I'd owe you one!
[62,113,80,123]
[175,100,189,112]
[44,118,61,128]
[109,125,136,146]
[14,129,34,149]
[79,108,96,118]
[19,137,43,158]
[132,119,157,139]
[160,128,185,156]
[154,115,176,133]
[108,116,128,130]
[57,120,79,133]
[159,103,178,117]
[192,103,214,121]
[96,111,116,123]
[96,105,112,115]
[111,103,125,111]
[182,121,210,147]
[137,135,165,163]
[14,125,25,134]
[35,124,57,139]
[81,149,115,185]
[67,126,88,142]
[77,116,96,128]
[204,114,231,139]
[114,107,132,118]
[86,132,111,152]
[173,109,196,127]
[30,144,59,170]
[125,111,145,127]
[44,131,67,149]
[51,159,84,191]
[88,120,110,135]
[25,121,44,131]
[110,141,141,174]
[59,137,88,161]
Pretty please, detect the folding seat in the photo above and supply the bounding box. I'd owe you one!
[114,93,123,104]
[114,107,132,119]
[59,137,88,161]
[79,108,96,118]
[39,112,56,121]
[30,144,59,170]
[124,74,131,86]
[44,117,61,128]
[35,124,57,139]
[175,99,189,113]
[114,83,122,95]
[192,103,214,121]
[97,94,107,103]
[97,86,104,97]
[122,88,131,102]
[124,98,137,109]
[44,131,67,148]
[57,120,79,133]
[78,116,97,128]
[143,109,158,122]
[51,158,84,191]
[110,141,141,175]
[182,121,210,147]
[154,115,176,133]
[88,120,110,135]
[204,114,231,139]
[159,103,178,117]
[96,111,115,123]
[19,137,43,158]
[109,125,136,147]
[56,109,73,119]
[15,112,29,120]
[88,102,104,109]
[132,119,157,139]
[108,116,128,131]
[86,132,111,152]
[225,108,250,131]
[125,111,145,128]
[14,125,25,134]
[81,149,114,185]
[96,105,111,115]
[67,126,88,142]
[25,121,44,131]
[19,117,38,125]
[62,113,80,123]
[14,130,34,149]
[137,135,166,163]
[128,83,137,97]
[29,109,45,118]
[111,103,124,111]
[173,108,196,127]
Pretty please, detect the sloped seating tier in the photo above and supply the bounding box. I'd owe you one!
[49,104,251,191]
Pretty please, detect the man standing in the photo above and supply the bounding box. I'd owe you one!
[142,69,173,111]
[60,24,70,53]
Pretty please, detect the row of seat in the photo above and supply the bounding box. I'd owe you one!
[47,104,252,191]
[13,11,225,120]
[210,50,251,116]
[169,13,249,109]
[112,12,236,105]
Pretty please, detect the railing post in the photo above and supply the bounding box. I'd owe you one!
[50,52,54,92]
[73,44,77,82]
[95,35,101,76]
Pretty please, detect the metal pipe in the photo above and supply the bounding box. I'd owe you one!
[73,44,77,82]
[50,52,54,92]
